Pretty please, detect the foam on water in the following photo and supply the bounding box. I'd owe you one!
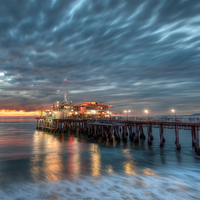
[0,171,200,200]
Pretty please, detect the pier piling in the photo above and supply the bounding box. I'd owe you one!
[134,123,139,143]
[175,124,181,150]
[195,126,200,154]
[159,124,164,147]
[191,126,196,147]
[147,123,152,145]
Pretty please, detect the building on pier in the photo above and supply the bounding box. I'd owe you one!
[41,81,113,119]
[46,100,74,119]
[73,102,113,118]
[45,83,74,119]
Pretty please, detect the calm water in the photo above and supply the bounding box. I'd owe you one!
[0,116,200,199]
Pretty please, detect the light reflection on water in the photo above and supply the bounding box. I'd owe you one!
[67,137,81,178]
[90,143,101,177]
[124,161,136,175]
[31,131,64,182]
[106,165,114,174]
[43,153,63,182]
[143,168,157,176]
[30,131,103,179]
[43,133,63,182]
[30,131,143,179]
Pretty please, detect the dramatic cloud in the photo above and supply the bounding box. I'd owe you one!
[0,0,200,115]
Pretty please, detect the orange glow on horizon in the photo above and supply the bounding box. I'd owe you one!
[0,110,44,116]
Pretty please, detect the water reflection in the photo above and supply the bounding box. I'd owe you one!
[67,136,81,178]
[32,131,42,154]
[106,165,114,174]
[30,131,160,182]
[90,143,101,177]
[62,133,64,143]
[123,149,136,175]
[0,116,34,122]
[43,152,63,181]
[30,131,63,182]
[143,168,157,176]
[160,149,166,164]
[124,161,136,175]
[30,131,42,182]
[30,154,40,182]
[43,133,63,182]
[176,152,182,163]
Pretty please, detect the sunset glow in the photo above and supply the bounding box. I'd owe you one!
[0,110,41,116]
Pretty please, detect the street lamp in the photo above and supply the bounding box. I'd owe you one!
[124,110,130,121]
[144,109,149,120]
[171,109,176,121]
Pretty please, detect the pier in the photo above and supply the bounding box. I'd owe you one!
[36,117,200,155]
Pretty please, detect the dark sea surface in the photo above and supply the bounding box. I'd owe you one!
[0,116,200,200]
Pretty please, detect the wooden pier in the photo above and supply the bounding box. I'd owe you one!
[36,118,200,155]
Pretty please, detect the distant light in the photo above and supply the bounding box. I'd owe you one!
[71,109,73,111]
[144,109,149,114]
[57,101,59,104]
[171,109,175,113]
[57,90,60,92]
[55,112,57,114]
[124,110,127,113]
[75,112,77,114]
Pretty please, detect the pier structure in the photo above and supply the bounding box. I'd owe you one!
[36,118,200,155]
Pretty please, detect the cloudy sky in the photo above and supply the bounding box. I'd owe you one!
[0,0,200,115]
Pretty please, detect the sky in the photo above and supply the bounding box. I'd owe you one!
[0,0,200,115]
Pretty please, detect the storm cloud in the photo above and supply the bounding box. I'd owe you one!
[0,0,200,115]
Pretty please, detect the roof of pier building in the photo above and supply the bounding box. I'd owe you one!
[74,102,113,108]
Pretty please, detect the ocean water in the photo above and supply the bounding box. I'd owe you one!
[0,116,200,200]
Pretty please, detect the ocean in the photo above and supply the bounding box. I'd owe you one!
[0,116,200,200]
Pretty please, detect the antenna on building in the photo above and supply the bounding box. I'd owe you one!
[64,79,67,102]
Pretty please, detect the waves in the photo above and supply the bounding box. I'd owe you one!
[0,172,200,200]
